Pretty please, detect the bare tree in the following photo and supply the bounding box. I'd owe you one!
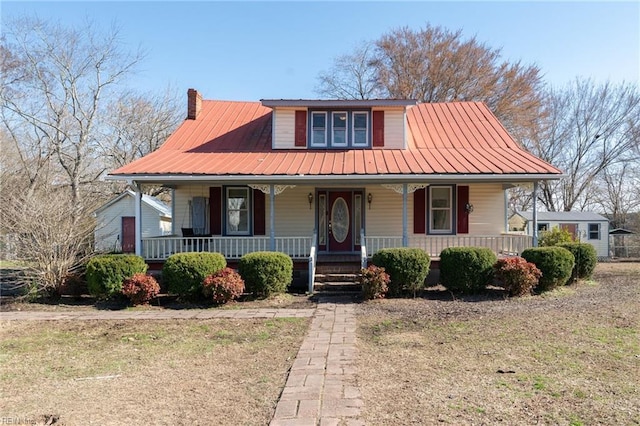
[1,17,143,222]
[99,89,182,171]
[316,42,383,100]
[2,186,96,295]
[316,24,545,139]
[1,17,180,294]
[525,79,640,211]
[593,164,640,228]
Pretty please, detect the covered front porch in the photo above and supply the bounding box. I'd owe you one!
[123,178,544,292]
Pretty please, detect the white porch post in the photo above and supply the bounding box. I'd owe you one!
[270,184,275,251]
[532,181,539,247]
[504,189,509,233]
[171,187,176,235]
[133,182,142,256]
[402,183,408,247]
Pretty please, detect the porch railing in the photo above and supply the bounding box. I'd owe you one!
[365,234,533,258]
[308,230,317,294]
[360,228,367,270]
[142,236,312,260]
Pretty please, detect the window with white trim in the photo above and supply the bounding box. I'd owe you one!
[429,186,452,233]
[311,112,327,147]
[332,112,348,147]
[226,187,251,235]
[352,112,369,146]
[588,223,600,240]
[537,223,549,232]
[308,110,369,148]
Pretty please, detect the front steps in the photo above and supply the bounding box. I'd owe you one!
[313,259,362,295]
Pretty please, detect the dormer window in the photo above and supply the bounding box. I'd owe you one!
[353,112,368,147]
[309,109,370,148]
[332,112,348,147]
[311,112,327,147]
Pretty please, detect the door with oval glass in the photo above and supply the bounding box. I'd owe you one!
[328,191,353,251]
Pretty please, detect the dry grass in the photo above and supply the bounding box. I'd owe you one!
[0,293,316,312]
[356,263,640,425]
[0,317,309,425]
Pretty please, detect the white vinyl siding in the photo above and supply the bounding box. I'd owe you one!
[378,108,405,149]
[174,186,211,234]
[272,109,298,149]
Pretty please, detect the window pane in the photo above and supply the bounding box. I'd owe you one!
[431,187,450,208]
[354,113,367,129]
[319,195,326,246]
[237,210,249,232]
[227,188,249,234]
[354,194,362,245]
[333,112,346,128]
[312,130,325,145]
[432,210,450,230]
[312,113,325,128]
[354,129,367,145]
[333,130,346,145]
[228,189,247,209]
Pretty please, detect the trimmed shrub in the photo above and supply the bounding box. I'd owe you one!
[557,242,597,280]
[86,254,147,298]
[202,267,245,304]
[493,257,542,297]
[371,248,430,297]
[539,227,574,247]
[122,273,160,305]
[359,265,390,300]
[521,247,575,292]
[238,251,293,296]
[439,247,497,294]
[162,252,226,299]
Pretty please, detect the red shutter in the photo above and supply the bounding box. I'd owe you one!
[253,189,266,235]
[373,111,384,147]
[413,188,426,234]
[209,187,222,235]
[457,185,469,234]
[295,110,307,147]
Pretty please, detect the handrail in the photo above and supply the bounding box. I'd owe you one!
[308,230,318,294]
[360,228,367,270]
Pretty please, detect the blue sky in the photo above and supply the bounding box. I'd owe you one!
[3,1,639,101]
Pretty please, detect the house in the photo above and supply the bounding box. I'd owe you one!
[107,89,563,291]
[94,190,172,253]
[508,210,609,258]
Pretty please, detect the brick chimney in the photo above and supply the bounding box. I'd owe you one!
[187,88,202,120]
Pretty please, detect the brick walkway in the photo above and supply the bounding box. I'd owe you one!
[0,308,315,321]
[0,302,364,425]
[270,302,363,426]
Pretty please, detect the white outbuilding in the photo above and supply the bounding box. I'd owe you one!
[509,210,610,258]
[94,190,172,253]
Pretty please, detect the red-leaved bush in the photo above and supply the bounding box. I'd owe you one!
[202,267,245,304]
[493,257,542,297]
[121,273,160,305]
[359,265,390,300]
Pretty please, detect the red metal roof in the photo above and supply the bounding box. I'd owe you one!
[110,100,561,178]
